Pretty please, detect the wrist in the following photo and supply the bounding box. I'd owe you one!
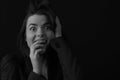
[33,69,41,75]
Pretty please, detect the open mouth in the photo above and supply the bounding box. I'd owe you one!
[37,40,47,45]
[35,40,47,49]
[39,41,46,45]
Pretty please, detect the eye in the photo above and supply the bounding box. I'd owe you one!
[44,24,51,30]
[30,26,37,32]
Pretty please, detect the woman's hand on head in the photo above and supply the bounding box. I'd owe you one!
[55,16,62,38]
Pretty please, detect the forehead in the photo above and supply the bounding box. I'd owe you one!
[26,14,47,27]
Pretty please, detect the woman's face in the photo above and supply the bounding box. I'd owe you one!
[26,14,55,53]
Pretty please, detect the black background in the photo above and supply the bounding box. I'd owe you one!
[0,0,119,80]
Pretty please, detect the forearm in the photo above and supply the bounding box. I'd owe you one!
[51,37,78,80]
[28,71,47,80]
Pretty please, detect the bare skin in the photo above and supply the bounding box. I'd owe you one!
[26,14,56,79]
[26,13,61,79]
[30,40,47,76]
[26,15,79,80]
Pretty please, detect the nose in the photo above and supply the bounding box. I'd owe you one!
[36,28,45,38]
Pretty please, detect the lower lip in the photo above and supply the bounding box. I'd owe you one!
[37,42,47,45]
[36,42,47,47]
[35,45,45,50]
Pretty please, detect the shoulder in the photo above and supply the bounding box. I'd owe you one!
[1,54,14,68]
[0,53,26,80]
[0,53,24,69]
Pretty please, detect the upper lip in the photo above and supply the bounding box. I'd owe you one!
[34,39,47,44]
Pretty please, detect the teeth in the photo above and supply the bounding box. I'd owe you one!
[36,46,44,50]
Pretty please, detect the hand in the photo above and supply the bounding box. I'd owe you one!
[55,16,62,38]
[49,16,62,48]
[29,41,47,75]
[51,16,79,80]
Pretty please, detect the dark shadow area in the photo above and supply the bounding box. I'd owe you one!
[0,0,119,80]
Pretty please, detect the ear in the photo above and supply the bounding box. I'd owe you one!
[25,34,27,42]
[25,30,28,43]
[25,38,30,48]
[25,37,28,46]
[25,34,29,47]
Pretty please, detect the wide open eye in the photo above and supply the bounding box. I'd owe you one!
[44,24,52,30]
[30,26,37,32]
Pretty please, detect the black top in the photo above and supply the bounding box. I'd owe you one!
[0,37,77,80]
[0,45,63,80]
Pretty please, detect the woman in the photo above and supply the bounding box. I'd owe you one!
[0,0,79,80]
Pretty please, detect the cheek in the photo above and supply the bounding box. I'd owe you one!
[26,32,34,48]
[46,31,55,41]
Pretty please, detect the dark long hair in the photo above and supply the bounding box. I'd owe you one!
[17,0,56,58]
[16,0,64,79]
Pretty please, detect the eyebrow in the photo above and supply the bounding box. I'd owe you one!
[28,23,38,27]
[28,22,51,28]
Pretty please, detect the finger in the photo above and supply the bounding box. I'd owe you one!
[31,41,44,50]
[35,49,43,56]
[56,16,61,26]
[30,43,38,54]
[55,16,62,38]
[29,42,41,59]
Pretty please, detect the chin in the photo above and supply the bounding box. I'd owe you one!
[40,46,47,54]
[38,42,49,55]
